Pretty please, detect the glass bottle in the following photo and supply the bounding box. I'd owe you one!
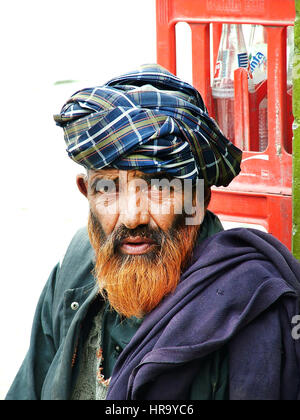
[212,24,250,148]
[248,24,268,152]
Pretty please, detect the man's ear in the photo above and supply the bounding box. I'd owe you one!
[76,173,88,198]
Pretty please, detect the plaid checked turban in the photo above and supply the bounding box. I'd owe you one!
[54,64,242,187]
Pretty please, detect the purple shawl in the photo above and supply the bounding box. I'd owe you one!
[106,228,300,400]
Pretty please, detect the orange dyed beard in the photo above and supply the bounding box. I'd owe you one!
[88,212,200,319]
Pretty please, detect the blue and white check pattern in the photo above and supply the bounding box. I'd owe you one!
[54,64,242,186]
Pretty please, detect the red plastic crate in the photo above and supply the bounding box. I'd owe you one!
[156,0,295,249]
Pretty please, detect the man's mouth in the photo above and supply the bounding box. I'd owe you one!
[120,236,157,255]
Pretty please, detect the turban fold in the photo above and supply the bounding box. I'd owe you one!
[54,64,242,187]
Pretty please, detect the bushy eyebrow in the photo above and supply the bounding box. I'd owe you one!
[139,172,174,183]
[92,173,119,181]
[90,171,175,191]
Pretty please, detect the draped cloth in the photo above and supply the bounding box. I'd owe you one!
[105,228,300,400]
[54,64,242,187]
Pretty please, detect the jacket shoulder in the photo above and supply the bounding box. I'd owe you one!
[56,227,95,291]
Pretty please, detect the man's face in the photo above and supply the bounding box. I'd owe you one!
[76,168,203,318]
[78,168,193,253]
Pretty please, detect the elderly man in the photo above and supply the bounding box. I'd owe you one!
[6,65,300,400]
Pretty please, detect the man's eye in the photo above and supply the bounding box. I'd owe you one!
[150,181,169,192]
[150,180,180,194]
[150,183,162,192]
[94,180,117,194]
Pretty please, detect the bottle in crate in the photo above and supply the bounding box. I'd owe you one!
[212,24,250,149]
[248,24,268,152]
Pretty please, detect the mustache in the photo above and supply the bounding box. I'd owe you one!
[112,225,164,249]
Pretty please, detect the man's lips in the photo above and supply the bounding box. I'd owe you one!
[120,236,157,255]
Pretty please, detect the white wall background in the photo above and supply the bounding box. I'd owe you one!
[0,0,159,399]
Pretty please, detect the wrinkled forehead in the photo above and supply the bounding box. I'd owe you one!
[87,168,174,182]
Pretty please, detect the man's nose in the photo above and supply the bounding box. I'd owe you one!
[119,180,150,229]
